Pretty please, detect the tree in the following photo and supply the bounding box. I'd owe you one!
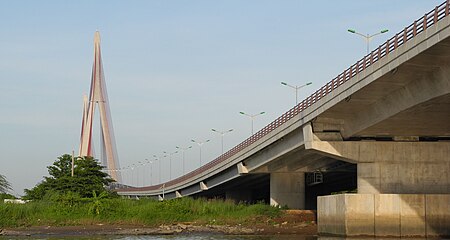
[24,154,115,200]
[0,192,16,200]
[0,174,12,194]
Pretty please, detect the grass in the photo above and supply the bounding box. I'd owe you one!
[0,197,281,228]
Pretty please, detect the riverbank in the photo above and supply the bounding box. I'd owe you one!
[0,210,317,236]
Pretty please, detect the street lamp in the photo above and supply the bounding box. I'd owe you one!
[211,128,233,154]
[145,158,153,186]
[127,166,134,186]
[153,154,166,184]
[191,139,210,166]
[122,166,129,186]
[239,111,265,135]
[138,161,145,187]
[176,145,192,175]
[130,164,138,187]
[347,29,389,54]
[163,151,178,180]
[281,81,312,105]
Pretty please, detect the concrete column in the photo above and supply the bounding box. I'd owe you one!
[270,172,305,209]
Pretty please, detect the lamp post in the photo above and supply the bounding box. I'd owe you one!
[176,145,192,175]
[138,161,145,187]
[122,166,128,186]
[281,81,312,105]
[127,166,133,186]
[126,166,133,186]
[130,164,137,187]
[163,151,178,180]
[347,29,389,54]
[239,111,265,135]
[153,154,166,184]
[191,139,210,166]
[211,128,233,154]
[145,158,153,185]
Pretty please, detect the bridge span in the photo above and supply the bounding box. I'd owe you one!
[118,1,450,237]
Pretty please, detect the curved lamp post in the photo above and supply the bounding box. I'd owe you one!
[347,29,389,54]
[281,81,312,105]
[153,154,166,184]
[211,128,233,154]
[163,151,178,180]
[144,158,153,186]
[191,139,210,166]
[239,111,265,135]
[176,145,192,175]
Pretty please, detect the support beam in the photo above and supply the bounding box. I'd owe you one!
[176,191,182,198]
[200,181,208,190]
[237,162,248,174]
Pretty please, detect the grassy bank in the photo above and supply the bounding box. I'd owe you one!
[0,197,281,228]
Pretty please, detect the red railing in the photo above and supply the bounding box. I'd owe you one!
[120,0,450,193]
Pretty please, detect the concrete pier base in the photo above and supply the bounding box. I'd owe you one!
[317,194,450,237]
[270,172,305,209]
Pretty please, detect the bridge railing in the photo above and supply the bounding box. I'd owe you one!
[120,0,450,193]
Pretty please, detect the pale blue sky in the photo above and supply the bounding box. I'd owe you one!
[0,1,444,195]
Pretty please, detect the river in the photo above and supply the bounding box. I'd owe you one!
[0,235,317,240]
[2,235,448,240]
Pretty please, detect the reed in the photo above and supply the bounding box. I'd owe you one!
[0,197,280,227]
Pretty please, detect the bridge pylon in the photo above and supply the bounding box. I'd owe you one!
[79,31,121,183]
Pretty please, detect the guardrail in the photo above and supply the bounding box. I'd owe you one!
[119,0,450,193]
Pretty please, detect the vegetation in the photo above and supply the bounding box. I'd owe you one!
[0,174,12,194]
[0,193,16,201]
[0,197,281,227]
[23,154,115,200]
[0,153,280,229]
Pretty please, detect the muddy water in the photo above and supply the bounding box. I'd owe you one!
[1,234,317,240]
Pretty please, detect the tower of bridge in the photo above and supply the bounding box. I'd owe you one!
[79,31,121,182]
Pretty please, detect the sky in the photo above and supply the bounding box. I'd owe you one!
[0,0,444,195]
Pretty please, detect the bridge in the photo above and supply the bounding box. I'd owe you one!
[117,1,450,237]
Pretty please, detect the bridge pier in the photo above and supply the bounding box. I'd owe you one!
[270,172,305,209]
[309,139,450,237]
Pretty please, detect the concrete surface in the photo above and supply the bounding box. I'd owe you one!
[270,172,305,209]
[318,194,450,237]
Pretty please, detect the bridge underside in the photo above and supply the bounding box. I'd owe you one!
[193,173,270,203]
[249,147,357,210]
[319,33,450,139]
[118,6,450,237]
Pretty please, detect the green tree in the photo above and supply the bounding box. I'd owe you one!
[0,193,16,200]
[0,174,12,194]
[24,154,115,200]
